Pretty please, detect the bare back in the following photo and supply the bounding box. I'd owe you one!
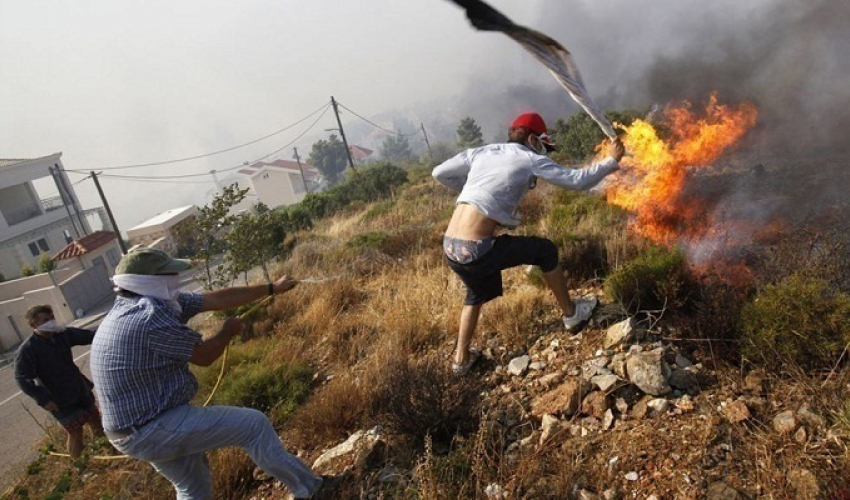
[445,203,499,240]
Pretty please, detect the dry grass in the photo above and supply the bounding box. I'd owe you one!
[11,170,850,500]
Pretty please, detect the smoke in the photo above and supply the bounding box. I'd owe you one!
[449,0,850,154]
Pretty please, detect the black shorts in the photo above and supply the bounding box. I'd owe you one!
[445,235,559,305]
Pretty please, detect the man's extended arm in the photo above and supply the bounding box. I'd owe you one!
[66,327,96,347]
[533,139,624,191]
[189,317,243,366]
[200,275,298,313]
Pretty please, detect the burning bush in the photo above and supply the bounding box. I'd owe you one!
[604,245,692,315]
[741,273,850,372]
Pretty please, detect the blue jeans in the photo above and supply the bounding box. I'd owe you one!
[108,405,321,500]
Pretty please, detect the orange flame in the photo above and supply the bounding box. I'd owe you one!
[607,93,758,244]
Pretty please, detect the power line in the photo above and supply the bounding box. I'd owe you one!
[84,103,332,182]
[76,100,331,172]
[336,101,417,137]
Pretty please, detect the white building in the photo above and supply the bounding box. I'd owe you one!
[0,153,95,280]
[214,159,321,213]
[126,205,198,256]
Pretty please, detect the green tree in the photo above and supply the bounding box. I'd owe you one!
[172,184,248,289]
[37,253,56,273]
[309,134,349,186]
[225,203,284,283]
[379,132,413,164]
[551,109,642,162]
[456,116,484,149]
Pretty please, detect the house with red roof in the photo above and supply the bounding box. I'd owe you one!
[213,158,322,213]
[53,230,122,276]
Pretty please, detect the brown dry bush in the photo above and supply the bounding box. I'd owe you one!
[209,448,258,500]
[371,354,483,445]
[285,375,372,450]
[477,282,547,354]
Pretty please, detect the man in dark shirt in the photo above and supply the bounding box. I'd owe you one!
[14,304,104,458]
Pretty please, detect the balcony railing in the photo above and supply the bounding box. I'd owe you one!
[41,196,65,212]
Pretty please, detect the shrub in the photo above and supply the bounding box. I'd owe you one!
[604,245,692,314]
[542,189,636,284]
[20,265,36,277]
[37,254,56,273]
[741,273,850,371]
[346,231,390,251]
[207,361,312,424]
[371,355,482,444]
[298,163,408,221]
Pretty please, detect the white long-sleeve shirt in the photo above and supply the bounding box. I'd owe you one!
[432,142,619,228]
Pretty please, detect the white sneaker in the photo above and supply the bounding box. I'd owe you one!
[563,296,598,331]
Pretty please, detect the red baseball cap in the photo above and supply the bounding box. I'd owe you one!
[511,112,548,135]
[511,112,557,152]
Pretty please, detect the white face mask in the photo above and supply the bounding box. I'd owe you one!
[36,320,65,333]
[528,134,548,155]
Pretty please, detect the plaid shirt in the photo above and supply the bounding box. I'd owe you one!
[91,292,204,431]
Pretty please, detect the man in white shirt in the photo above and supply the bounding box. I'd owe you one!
[433,112,624,375]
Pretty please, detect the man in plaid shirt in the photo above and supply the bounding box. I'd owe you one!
[91,247,341,500]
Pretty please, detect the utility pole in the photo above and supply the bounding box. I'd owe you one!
[292,147,309,193]
[330,96,356,171]
[90,171,128,255]
[420,122,433,160]
[56,165,88,235]
[49,165,81,238]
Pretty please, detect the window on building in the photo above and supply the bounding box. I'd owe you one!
[29,238,50,256]
[63,229,73,244]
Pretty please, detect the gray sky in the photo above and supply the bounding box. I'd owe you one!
[2,0,846,231]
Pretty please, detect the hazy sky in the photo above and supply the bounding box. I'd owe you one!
[2,0,846,231]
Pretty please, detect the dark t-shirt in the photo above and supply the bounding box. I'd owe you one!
[14,327,95,408]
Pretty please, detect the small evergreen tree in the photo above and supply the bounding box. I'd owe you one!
[456,117,484,149]
[380,133,413,164]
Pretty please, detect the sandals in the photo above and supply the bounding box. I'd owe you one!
[451,348,481,376]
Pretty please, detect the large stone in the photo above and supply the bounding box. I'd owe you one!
[581,391,612,419]
[723,400,751,424]
[603,318,636,349]
[705,481,744,500]
[591,374,620,392]
[313,426,385,474]
[626,348,672,396]
[531,379,593,418]
[646,398,670,417]
[508,355,531,376]
[668,367,697,391]
[582,357,612,380]
[772,410,797,435]
[609,354,628,379]
[787,468,820,500]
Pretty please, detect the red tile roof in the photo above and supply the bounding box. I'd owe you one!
[349,145,373,161]
[53,230,117,260]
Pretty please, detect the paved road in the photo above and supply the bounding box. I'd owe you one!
[0,272,204,492]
